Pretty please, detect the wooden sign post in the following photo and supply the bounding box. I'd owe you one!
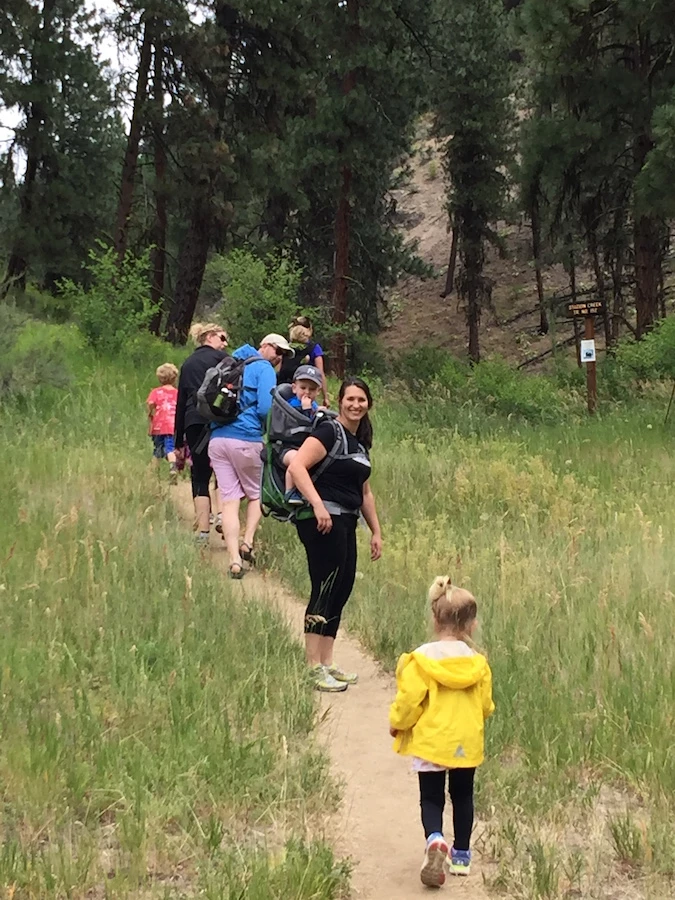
[567,299,602,414]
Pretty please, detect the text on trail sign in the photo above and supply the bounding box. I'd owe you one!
[567,299,604,317]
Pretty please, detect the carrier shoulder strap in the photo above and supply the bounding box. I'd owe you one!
[311,419,349,482]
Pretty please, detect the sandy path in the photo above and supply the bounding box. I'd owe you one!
[175,486,490,899]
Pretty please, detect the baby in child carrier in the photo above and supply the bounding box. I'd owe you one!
[281,364,323,506]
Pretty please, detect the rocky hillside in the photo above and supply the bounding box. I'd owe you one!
[382,136,594,368]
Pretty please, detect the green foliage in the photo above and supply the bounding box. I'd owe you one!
[471,358,569,423]
[0,304,78,400]
[392,346,459,387]
[209,249,301,346]
[11,282,72,323]
[614,316,675,381]
[59,242,158,354]
[0,0,124,286]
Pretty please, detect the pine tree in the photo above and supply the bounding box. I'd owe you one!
[1,0,122,292]
[432,0,513,362]
[520,0,675,338]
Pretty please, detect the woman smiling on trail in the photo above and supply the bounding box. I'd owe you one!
[288,377,383,692]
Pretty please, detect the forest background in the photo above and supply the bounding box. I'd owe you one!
[3,0,675,377]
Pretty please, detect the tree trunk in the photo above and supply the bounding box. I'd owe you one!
[588,229,611,348]
[463,237,481,364]
[149,30,166,335]
[633,213,661,337]
[113,20,152,263]
[332,164,352,378]
[165,202,212,344]
[569,250,581,368]
[530,197,549,334]
[611,243,624,345]
[2,0,57,295]
[440,221,458,298]
[330,0,359,378]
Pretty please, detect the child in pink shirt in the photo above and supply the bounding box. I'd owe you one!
[147,363,179,481]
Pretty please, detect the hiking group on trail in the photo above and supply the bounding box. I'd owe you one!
[148,318,494,890]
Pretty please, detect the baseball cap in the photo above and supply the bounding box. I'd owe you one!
[294,364,322,386]
[260,333,293,355]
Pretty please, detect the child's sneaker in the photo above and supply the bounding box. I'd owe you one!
[309,664,348,693]
[284,488,306,507]
[420,833,448,887]
[449,847,471,876]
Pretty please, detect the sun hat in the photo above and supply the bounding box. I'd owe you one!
[260,333,293,355]
[293,364,323,386]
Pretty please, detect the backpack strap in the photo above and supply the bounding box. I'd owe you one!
[311,419,348,482]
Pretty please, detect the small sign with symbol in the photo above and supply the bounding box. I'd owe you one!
[580,339,596,363]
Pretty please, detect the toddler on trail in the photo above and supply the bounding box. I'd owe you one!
[389,577,494,888]
[147,363,179,483]
[281,364,322,506]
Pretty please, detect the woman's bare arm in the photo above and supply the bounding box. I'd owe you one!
[288,437,333,532]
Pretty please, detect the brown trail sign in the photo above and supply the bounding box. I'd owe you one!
[567,299,604,414]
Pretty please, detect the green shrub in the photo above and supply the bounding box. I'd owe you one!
[120,331,188,372]
[0,304,79,400]
[435,356,470,393]
[615,316,675,381]
[392,346,457,387]
[58,242,158,354]
[471,357,568,424]
[12,282,72,323]
[207,249,301,346]
[349,332,391,380]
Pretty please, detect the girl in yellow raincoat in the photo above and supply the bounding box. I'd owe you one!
[389,576,494,888]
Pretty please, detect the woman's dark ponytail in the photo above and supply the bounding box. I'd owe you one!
[339,377,374,450]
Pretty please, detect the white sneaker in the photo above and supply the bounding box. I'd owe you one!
[420,833,448,887]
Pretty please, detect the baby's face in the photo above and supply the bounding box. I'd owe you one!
[293,379,320,401]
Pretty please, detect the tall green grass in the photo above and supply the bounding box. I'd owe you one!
[261,384,675,898]
[0,358,347,898]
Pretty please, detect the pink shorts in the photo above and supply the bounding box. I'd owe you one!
[208,438,263,501]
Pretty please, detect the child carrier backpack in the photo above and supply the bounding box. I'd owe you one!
[260,383,349,522]
[196,356,258,425]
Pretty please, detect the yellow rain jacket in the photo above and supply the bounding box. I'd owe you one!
[389,644,495,768]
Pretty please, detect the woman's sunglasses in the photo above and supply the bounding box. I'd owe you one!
[219,334,228,343]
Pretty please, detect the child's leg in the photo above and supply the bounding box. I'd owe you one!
[447,767,475,851]
[283,449,297,491]
[164,436,177,466]
[418,771,446,838]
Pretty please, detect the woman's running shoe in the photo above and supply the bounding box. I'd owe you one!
[327,664,358,684]
[309,665,348,693]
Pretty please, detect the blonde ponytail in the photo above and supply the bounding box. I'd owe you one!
[429,575,478,642]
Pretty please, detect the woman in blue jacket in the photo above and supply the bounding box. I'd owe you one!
[208,333,293,577]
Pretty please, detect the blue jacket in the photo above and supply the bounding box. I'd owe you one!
[210,344,276,443]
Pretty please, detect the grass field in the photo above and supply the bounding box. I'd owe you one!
[0,351,348,899]
[261,380,675,899]
[3,329,675,898]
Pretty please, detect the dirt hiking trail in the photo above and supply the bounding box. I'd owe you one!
[175,486,490,900]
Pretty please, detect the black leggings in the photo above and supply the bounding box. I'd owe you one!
[185,424,213,499]
[296,514,358,639]
[418,768,475,850]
